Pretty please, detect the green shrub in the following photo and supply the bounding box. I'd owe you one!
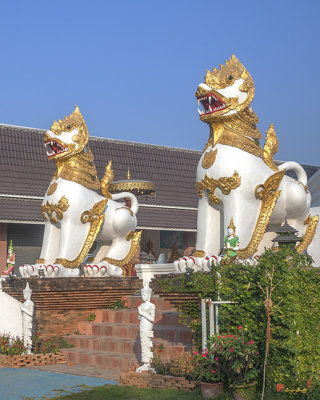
[158,248,320,392]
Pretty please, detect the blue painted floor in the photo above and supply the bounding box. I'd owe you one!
[0,368,117,400]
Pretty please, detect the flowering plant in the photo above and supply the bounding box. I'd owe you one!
[0,334,27,355]
[191,349,223,383]
[206,329,261,386]
[32,333,69,354]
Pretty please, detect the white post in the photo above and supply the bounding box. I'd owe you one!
[208,299,215,336]
[201,299,207,350]
[215,304,219,335]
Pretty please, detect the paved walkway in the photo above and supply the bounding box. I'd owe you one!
[0,367,117,400]
[29,363,122,381]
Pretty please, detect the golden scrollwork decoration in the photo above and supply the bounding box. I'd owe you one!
[237,170,285,259]
[55,150,100,191]
[262,123,279,172]
[296,214,319,253]
[126,231,135,241]
[47,182,58,196]
[55,198,108,268]
[196,171,241,205]
[41,196,69,224]
[218,128,263,158]
[102,230,142,268]
[100,160,114,199]
[201,149,217,169]
[192,250,206,258]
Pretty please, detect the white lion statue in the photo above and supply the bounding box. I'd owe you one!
[21,106,141,278]
[176,55,318,271]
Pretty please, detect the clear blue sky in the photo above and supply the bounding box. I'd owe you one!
[0,0,319,165]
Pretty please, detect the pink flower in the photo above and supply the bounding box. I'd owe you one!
[202,354,207,358]
[230,347,234,352]
[257,352,260,355]
[250,340,254,344]
[238,326,242,330]
[218,336,221,338]
[194,351,198,356]
[211,370,216,374]
[215,357,219,361]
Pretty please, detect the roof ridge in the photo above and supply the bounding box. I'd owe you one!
[0,123,202,153]
[89,135,202,153]
[0,123,45,132]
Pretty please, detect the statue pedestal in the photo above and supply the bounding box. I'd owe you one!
[135,264,178,284]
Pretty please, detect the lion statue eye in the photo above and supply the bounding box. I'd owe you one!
[228,75,233,81]
[66,125,71,130]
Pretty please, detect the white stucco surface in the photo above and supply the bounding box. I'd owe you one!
[0,287,23,338]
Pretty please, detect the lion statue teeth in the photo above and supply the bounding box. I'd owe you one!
[176,55,318,272]
[33,106,141,278]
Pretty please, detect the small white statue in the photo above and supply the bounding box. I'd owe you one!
[21,283,34,354]
[136,281,155,373]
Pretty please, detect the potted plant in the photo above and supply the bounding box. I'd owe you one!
[207,327,261,400]
[191,349,224,399]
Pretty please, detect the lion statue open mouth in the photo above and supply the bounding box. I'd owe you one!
[21,106,141,278]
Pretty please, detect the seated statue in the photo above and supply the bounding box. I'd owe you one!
[221,218,239,265]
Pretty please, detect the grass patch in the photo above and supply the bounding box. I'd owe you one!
[47,385,205,400]
[45,384,320,400]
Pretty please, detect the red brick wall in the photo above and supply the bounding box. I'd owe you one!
[34,309,96,338]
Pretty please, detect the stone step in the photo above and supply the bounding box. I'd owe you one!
[63,335,189,358]
[77,322,191,344]
[62,348,138,371]
[94,308,181,326]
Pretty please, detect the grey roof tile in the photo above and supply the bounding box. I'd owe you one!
[0,124,318,229]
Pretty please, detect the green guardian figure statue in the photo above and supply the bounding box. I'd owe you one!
[221,217,239,265]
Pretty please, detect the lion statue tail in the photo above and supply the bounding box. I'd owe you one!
[278,161,308,186]
[111,192,139,215]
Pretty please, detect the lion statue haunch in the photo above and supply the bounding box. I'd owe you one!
[176,55,318,271]
[33,106,141,277]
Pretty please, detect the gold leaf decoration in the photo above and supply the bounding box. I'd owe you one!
[202,149,217,169]
[100,161,114,199]
[196,171,241,205]
[262,123,279,171]
[47,182,58,196]
[296,214,319,253]
[192,250,205,258]
[41,196,69,224]
[102,230,142,268]
[56,198,108,268]
[237,170,285,259]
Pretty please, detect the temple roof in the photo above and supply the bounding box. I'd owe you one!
[0,123,318,230]
[0,124,199,230]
